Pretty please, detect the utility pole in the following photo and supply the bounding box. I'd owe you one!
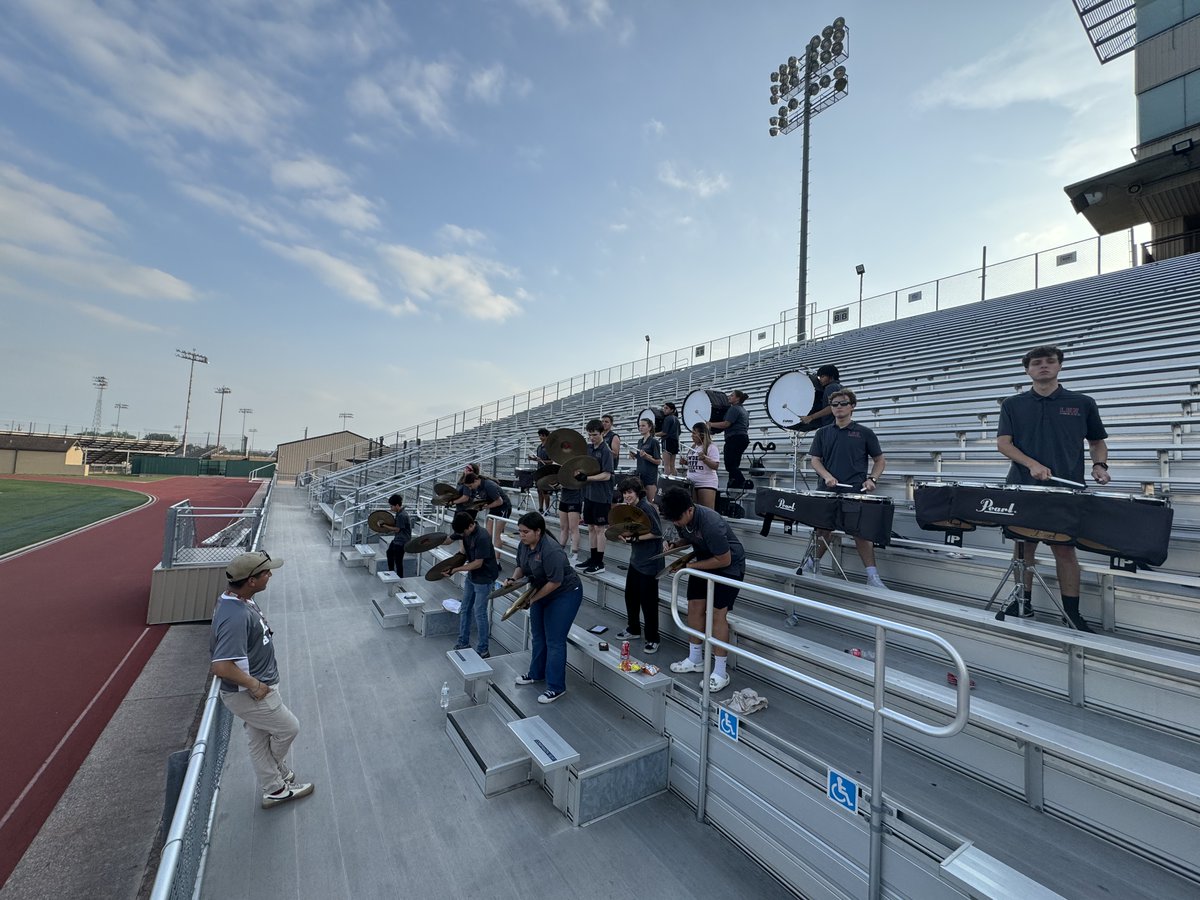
[176,348,208,456]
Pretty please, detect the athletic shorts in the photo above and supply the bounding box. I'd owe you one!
[558,501,582,514]
[583,500,610,526]
[663,437,680,455]
[685,568,743,610]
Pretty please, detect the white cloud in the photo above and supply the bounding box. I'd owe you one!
[379,244,522,321]
[177,182,307,240]
[657,161,730,198]
[0,242,196,301]
[268,156,380,231]
[301,193,380,231]
[438,224,488,247]
[915,9,1127,115]
[467,64,532,104]
[0,165,118,253]
[264,241,409,314]
[270,157,349,192]
[346,77,396,119]
[609,222,628,232]
[72,302,164,333]
[643,119,666,139]
[516,0,631,37]
[392,60,457,135]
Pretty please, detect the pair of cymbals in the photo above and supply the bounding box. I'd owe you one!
[558,454,600,490]
[610,504,650,529]
[501,586,538,621]
[424,551,467,581]
[536,472,562,493]
[546,428,588,464]
[434,482,458,498]
[405,532,452,554]
[604,522,651,542]
[367,510,396,533]
[488,579,528,600]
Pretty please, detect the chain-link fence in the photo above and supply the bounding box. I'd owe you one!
[161,481,271,567]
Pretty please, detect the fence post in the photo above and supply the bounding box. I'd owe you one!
[1097,234,1102,274]
[980,245,987,302]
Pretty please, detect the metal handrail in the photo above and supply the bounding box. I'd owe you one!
[669,568,970,900]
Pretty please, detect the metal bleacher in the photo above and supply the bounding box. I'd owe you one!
[215,254,1200,899]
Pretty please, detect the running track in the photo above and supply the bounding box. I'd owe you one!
[0,476,261,888]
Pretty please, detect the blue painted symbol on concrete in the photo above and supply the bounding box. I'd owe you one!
[718,707,739,742]
[827,768,858,813]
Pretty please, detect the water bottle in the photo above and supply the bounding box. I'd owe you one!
[846,647,876,661]
[439,681,450,709]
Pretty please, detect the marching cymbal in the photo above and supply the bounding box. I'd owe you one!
[605,522,650,542]
[546,428,587,464]
[501,586,537,621]
[367,510,396,534]
[646,544,691,562]
[609,503,651,528]
[558,454,600,490]
[424,551,466,581]
[536,472,561,493]
[434,482,459,497]
[655,550,696,579]
[489,579,528,600]
[404,532,450,554]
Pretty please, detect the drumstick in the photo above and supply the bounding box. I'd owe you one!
[1050,476,1086,488]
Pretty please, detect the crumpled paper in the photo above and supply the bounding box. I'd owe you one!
[719,688,768,715]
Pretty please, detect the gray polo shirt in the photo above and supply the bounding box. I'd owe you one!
[463,526,500,583]
[677,505,745,577]
[662,413,680,443]
[628,498,665,575]
[722,403,749,437]
[516,533,582,596]
[210,594,279,693]
[813,381,843,429]
[809,420,883,486]
[584,441,615,503]
[997,386,1107,485]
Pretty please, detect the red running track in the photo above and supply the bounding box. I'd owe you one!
[0,476,262,889]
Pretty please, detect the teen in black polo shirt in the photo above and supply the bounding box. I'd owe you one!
[996,345,1110,631]
[794,389,888,603]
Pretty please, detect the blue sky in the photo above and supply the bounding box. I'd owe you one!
[0,1,1136,451]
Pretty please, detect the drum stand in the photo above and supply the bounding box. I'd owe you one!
[985,540,1068,624]
[798,532,848,581]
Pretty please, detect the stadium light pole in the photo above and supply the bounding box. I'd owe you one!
[113,402,128,432]
[768,16,850,344]
[238,408,253,455]
[856,263,866,304]
[175,348,208,457]
[248,427,258,455]
[90,376,108,435]
[339,412,354,430]
[214,387,232,452]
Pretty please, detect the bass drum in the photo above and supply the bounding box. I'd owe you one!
[682,389,730,431]
[765,371,818,431]
[638,406,665,432]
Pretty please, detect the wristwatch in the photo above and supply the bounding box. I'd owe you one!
[1092,462,1109,470]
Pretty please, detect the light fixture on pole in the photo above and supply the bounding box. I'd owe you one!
[856,263,866,304]
[113,402,128,433]
[339,412,354,430]
[238,407,253,455]
[248,427,258,455]
[767,16,851,344]
[175,348,208,456]
[644,334,651,375]
[90,377,108,435]
[214,387,232,452]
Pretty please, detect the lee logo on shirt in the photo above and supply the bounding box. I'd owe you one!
[1059,407,1081,416]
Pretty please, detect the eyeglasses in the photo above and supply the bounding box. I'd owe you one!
[249,552,272,578]
[829,401,853,408]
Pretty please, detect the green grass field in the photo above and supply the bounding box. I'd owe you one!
[0,480,147,555]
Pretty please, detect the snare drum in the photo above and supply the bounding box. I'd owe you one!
[948,482,1079,544]
[838,494,894,547]
[660,475,694,499]
[914,482,977,533]
[515,468,537,490]
[755,487,840,530]
[1076,491,1173,566]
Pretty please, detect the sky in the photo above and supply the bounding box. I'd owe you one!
[0,0,1137,452]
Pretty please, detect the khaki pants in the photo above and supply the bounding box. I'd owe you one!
[220,685,300,795]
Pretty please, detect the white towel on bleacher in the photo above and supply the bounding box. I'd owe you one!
[720,688,768,715]
[442,599,462,614]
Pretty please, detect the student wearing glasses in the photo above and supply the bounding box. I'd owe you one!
[793,389,888,599]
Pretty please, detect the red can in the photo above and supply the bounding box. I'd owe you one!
[620,641,630,661]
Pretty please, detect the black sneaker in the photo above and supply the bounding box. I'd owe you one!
[515,674,538,686]
[1062,614,1095,634]
[575,560,593,570]
[1018,601,1034,618]
[478,650,490,659]
[643,642,659,654]
[582,561,605,574]
[537,689,564,704]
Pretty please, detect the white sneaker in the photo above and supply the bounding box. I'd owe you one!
[670,658,704,674]
[866,573,886,589]
[796,559,818,576]
[702,672,731,692]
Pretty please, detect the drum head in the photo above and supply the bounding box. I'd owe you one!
[638,407,658,427]
[682,389,712,431]
[765,371,817,431]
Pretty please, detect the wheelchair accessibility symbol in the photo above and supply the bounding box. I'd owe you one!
[718,708,739,742]
[827,768,858,814]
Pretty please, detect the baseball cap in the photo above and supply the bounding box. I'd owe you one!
[226,551,284,581]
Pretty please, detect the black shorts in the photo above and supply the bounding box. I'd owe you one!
[558,501,582,514]
[685,569,742,610]
[663,437,680,454]
[583,500,610,526]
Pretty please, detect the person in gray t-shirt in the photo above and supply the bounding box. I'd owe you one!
[210,551,314,809]
[802,364,843,430]
[709,389,751,489]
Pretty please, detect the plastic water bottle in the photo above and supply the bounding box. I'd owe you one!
[440,681,450,709]
[846,647,876,661]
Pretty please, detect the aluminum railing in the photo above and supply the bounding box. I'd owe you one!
[669,568,970,900]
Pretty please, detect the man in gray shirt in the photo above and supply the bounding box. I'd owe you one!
[210,551,314,809]
[710,389,751,489]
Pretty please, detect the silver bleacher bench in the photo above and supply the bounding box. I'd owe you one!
[566,623,672,731]
[506,716,580,814]
[940,843,1065,899]
[446,647,493,702]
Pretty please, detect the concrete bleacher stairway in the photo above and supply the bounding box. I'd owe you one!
[273,254,1200,898]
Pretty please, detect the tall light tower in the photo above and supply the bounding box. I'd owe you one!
[214,386,232,452]
[339,412,354,430]
[176,348,208,456]
[768,16,850,344]
[238,407,253,455]
[248,427,258,454]
[90,377,108,435]
[113,402,128,433]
